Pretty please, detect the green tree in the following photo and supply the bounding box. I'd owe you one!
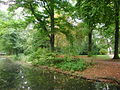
[76,0,99,56]
[113,0,120,59]
[8,0,73,52]
[76,0,120,59]
[0,11,27,55]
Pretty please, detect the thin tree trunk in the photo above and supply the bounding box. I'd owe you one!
[88,29,93,56]
[50,0,55,51]
[113,0,119,59]
[50,34,55,51]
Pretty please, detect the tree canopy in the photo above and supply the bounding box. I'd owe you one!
[0,0,119,59]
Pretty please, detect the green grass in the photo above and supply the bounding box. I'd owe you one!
[92,55,110,59]
[78,55,110,60]
[79,54,120,60]
[93,54,120,59]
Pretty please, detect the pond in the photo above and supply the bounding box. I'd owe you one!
[0,58,120,90]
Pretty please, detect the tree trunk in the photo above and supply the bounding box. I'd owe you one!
[50,0,55,52]
[88,29,93,57]
[113,0,119,59]
[50,34,55,51]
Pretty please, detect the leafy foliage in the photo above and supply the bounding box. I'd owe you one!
[99,49,108,55]
[0,0,120,74]
[28,48,88,71]
[0,12,27,55]
[56,58,88,71]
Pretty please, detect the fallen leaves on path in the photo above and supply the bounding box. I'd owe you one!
[74,59,120,84]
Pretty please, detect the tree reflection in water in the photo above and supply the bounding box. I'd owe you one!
[0,59,20,89]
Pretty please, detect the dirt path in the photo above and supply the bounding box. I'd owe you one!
[74,58,120,84]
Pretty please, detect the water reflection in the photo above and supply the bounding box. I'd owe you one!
[0,59,20,89]
[0,58,120,90]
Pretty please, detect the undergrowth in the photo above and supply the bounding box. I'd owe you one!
[28,48,90,71]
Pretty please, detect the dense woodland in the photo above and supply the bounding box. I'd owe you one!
[0,0,120,70]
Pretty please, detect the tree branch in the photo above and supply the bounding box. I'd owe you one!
[42,1,51,15]
[29,3,50,38]
[44,0,52,13]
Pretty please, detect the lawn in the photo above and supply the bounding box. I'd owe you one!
[78,55,111,60]
[92,55,111,60]
[79,54,120,61]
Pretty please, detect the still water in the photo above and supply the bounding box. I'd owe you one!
[0,58,120,90]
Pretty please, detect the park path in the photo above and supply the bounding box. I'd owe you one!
[76,55,120,84]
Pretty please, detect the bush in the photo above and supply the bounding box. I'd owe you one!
[56,58,88,71]
[79,42,100,55]
[28,48,89,71]
[29,48,57,65]
[99,49,108,55]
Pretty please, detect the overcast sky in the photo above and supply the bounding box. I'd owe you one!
[0,0,9,12]
[0,4,8,11]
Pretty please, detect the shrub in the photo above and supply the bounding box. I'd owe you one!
[56,58,88,71]
[29,48,59,65]
[99,49,108,55]
[79,42,100,55]
[29,48,89,71]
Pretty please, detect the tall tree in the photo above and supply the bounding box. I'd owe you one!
[7,0,72,52]
[97,0,120,59]
[0,11,27,55]
[113,0,120,59]
[76,0,120,59]
[50,0,55,51]
[76,0,99,56]
[28,0,55,51]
